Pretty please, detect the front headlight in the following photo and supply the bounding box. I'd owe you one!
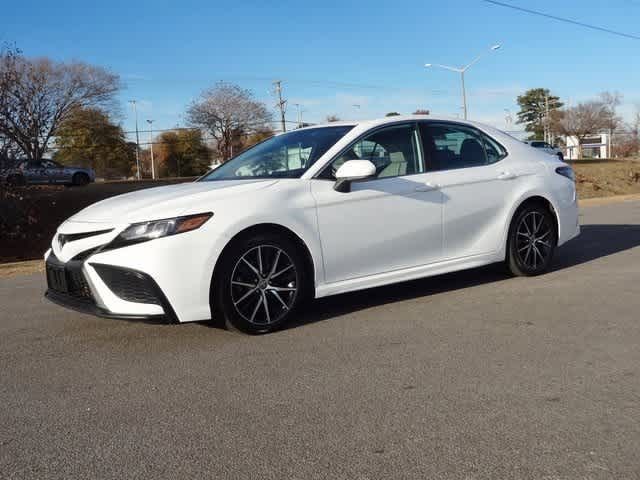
[109,212,213,248]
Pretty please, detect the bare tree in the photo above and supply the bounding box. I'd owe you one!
[0,49,120,161]
[0,135,20,162]
[0,44,20,169]
[599,91,622,158]
[552,101,609,159]
[186,82,273,161]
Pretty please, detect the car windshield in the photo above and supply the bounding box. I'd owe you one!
[200,126,353,181]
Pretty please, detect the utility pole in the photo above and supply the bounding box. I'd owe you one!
[129,100,141,179]
[544,93,550,144]
[504,109,513,127]
[146,119,155,180]
[273,80,287,133]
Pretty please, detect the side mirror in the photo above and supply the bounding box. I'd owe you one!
[334,160,376,192]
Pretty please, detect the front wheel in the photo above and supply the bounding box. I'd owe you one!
[6,174,25,187]
[506,203,557,276]
[72,173,90,186]
[212,233,310,334]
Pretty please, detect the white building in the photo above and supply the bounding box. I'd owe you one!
[564,133,609,160]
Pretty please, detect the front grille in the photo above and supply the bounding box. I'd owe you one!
[46,253,94,304]
[67,268,93,300]
[92,264,161,305]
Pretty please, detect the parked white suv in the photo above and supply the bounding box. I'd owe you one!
[525,141,564,161]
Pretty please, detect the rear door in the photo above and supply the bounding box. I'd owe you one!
[418,122,517,260]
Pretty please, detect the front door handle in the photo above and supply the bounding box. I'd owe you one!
[414,182,440,192]
[497,171,517,180]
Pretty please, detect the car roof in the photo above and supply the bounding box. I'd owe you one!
[293,115,496,132]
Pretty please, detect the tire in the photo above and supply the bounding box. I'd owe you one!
[211,232,311,334]
[506,202,557,276]
[6,174,25,187]
[72,173,90,186]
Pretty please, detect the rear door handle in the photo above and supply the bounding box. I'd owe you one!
[414,182,440,192]
[497,171,517,180]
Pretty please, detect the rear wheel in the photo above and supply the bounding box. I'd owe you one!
[72,173,89,186]
[506,202,557,276]
[212,232,310,334]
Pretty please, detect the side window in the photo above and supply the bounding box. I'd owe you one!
[26,161,42,170]
[482,133,507,164]
[323,124,423,179]
[419,123,505,171]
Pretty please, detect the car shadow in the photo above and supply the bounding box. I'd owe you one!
[289,224,640,329]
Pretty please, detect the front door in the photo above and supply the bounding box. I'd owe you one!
[311,123,443,284]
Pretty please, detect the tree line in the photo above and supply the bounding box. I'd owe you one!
[516,88,639,158]
[3,41,640,177]
[0,45,276,179]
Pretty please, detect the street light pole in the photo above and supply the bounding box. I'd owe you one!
[146,119,155,180]
[460,71,467,121]
[424,44,501,120]
[293,103,302,128]
[129,100,141,179]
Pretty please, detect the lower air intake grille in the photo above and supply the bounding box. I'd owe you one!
[67,268,93,300]
[92,264,161,305]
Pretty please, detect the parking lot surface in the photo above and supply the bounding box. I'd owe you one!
[2,200,640,479]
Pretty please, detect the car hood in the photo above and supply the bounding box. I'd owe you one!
[67,179,279,224]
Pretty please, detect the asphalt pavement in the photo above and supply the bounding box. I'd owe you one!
[2,200,640,480]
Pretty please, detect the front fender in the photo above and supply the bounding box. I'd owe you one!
[202,183,323,298]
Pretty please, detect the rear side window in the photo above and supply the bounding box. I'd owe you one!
[418,123,507,171]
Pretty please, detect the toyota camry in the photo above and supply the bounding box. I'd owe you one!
[45,116,580,333]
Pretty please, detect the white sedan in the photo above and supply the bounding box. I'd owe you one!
[45,116,580,333]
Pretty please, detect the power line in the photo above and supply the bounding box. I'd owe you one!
[50,119,319,150]
[480,0,640,40]
[29,119,308,142]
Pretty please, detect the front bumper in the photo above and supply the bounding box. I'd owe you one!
[44,252,177,322]
[45,289,167,322]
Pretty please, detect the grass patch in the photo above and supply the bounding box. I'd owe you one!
[571,159,640,199]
